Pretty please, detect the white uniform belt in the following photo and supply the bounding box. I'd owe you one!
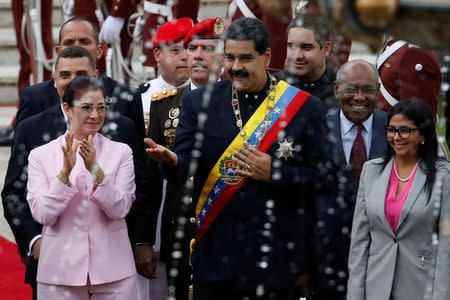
[376,40,407,69]
[235,0,256,18]
[144,1,172,17]
[376,40,407,107]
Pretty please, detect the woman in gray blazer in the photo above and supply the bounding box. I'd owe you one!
[347,99,450,300]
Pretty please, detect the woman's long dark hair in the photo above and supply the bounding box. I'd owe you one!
[380,99,441,197]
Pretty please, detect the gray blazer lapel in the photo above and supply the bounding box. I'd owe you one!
[371,159,394,235]
[396,165,426,230]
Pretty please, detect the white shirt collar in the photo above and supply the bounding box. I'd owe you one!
[159,75,190,89]
[340,110,373,134]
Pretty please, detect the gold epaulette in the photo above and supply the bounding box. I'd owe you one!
[151,88,178,102]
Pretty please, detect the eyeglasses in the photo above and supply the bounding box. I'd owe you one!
[342,85,378,97]
[385,126,420,139]
[74,103,109,115]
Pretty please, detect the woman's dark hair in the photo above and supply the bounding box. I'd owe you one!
[62,76,107,106]
[381,99,441,196]
[224,17,270,55]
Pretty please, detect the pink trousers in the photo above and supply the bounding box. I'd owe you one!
[37,275,137,300]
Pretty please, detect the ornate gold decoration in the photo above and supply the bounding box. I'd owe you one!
[214,18,225,36]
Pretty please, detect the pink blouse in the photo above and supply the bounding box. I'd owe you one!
[384,162,418,232]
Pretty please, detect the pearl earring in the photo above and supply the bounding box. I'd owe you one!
[421,140,425,145]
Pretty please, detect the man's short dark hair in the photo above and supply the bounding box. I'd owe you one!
[55,46,96,70]
[224,17,270,54]
[287,12,331,47]
[58,17,99,45]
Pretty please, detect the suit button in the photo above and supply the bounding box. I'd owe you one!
[189,217,196,224]
[393,237,398,243]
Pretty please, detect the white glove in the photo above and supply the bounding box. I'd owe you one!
[99,16,126,43]
[133,15,145,39]
[63,0,75,18]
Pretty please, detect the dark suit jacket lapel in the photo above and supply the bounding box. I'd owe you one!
[48,79,60,107]
[100,75,117,96]
[369,110,388,160]
[328,109,346,166]
[46,105,66,137]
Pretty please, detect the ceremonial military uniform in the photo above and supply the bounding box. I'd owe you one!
[12,0,53,94]
[136,77,188,300]
[73,0,137,75]
[141,0,200,70]
[138,76,189,133]
[226,0,290,71]
[377,39,442,116]
[148,85,194,299]
[135,17,193,299]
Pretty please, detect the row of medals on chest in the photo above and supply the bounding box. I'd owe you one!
[231,75,277,149]
[165,106,180,129]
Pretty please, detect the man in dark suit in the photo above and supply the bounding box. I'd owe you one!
[144,17,336,299]
[1,46,148,300]
[312,59,387,300]
[15,16,145,141]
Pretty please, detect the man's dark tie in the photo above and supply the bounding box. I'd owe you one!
[349,124,367,185]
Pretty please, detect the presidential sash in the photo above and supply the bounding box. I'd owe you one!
[192,80,310,250]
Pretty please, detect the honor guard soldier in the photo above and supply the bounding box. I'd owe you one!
[0,0,54,146]
[377,38,442,117]
[134,17,193,300]
[226,0,291,71]
[134,17,225,300]
[137,18,193,133]
[138,17,226,299]
[72,0,138,75]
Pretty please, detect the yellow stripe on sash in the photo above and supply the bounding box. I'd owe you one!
[195,81,290,217]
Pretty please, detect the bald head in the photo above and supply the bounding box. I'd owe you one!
[336,59,379,86]
[334,59,380,124]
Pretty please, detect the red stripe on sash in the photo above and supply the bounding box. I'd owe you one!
[194,90,311,243]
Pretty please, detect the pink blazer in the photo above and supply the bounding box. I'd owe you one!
[27,133,136,286]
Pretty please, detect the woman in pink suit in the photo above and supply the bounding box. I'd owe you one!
[27,76,137,299]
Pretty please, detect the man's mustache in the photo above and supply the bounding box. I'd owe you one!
[230,69,249,77]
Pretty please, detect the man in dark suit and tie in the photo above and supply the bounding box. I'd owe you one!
[313,59,388,299]
[1,46,148,300]
[15,16,145,141]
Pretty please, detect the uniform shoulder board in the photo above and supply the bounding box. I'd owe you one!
[151,88,178,102]
[136,82,151,94]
